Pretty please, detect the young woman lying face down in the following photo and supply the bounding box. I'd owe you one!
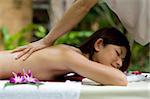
[0,27,131,86]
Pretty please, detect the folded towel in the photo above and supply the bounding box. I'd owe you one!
[0,80,81,99]
[127,73,150,82]
[82,73,150,85]
[82,78,101,85]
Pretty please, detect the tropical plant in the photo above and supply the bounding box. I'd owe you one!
[0,24,47,50]
[54,31,92,47]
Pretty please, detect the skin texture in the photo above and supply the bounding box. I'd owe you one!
[0,39,127,86]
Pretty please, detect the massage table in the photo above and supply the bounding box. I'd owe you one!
[80,81,150,99]
[0,73,150,99]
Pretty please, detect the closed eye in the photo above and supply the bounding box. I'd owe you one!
[115,50,125,62]
[115,50,120,56]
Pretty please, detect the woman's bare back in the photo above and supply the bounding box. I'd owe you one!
[0,45,78,80]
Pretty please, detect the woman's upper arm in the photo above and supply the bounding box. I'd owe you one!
[64,50,127,86]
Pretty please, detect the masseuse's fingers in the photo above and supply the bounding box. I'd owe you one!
[22,48,36,61]
[12,39,50,60]
[15,47,31,59]
[11,46,27,53]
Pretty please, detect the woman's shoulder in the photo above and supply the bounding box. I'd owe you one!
[55,44,82,54]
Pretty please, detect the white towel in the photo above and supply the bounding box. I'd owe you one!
[127,73,150,82]
[82,73,150,85]
[0,80,81,99]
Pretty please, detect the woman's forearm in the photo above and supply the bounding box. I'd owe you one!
[43,0,98,45]
[65,50,127,86]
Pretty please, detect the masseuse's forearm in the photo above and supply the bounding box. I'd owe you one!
[43,0,98,44]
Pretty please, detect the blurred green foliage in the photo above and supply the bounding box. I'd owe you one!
[0,24,46,50]
[54,31,92,47]
[128,42,149,72]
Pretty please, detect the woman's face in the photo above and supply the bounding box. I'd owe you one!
[93,39,127,69]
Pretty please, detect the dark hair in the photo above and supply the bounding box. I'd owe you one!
[79,27,131,72]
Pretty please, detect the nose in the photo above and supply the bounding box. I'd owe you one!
[116,58,122,68]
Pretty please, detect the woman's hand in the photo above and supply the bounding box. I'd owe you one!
[12,39,51,61]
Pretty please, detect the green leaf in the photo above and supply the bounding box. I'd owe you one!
[4,82,44,89]
[35,31,46,38]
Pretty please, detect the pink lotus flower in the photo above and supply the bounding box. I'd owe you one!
[9,69,39,84]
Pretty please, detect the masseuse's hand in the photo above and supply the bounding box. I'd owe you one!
[12,39,50,61]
